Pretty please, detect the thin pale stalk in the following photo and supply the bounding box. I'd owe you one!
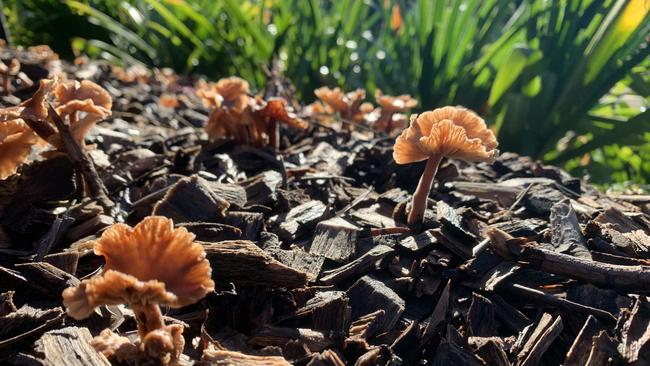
[407,154,442,226]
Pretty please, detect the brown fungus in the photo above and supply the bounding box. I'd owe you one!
[0,120,39,179]
[314,87,366,130]
[393,106,498,226]
[374,89,417,133]
[62,216,214,364]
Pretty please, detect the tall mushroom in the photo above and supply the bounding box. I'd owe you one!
[393,106,498,226]
[62,216,215,364]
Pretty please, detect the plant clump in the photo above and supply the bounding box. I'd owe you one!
[62,216,215,365]
[393,106,498,226]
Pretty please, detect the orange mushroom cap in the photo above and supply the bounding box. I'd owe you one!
[314,87,366,114]
[393,106,498,164]
[197,77,250,113]
[0,120,38,179]
[62,216,214,319]
[255,98,308,130]
[54,80,113,111]
[19,78,57,122]
[375,89,417,113]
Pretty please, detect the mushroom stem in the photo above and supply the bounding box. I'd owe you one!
[268,118,279,150]
[407,153,442,226]
[131,302,166,338]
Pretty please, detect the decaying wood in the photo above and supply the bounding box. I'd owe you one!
[515,313,563,366]
[32,327,110,366]
[153,175,229,223]
[347,276,405,334]
[319,245,393,285]
[203,240,308,288]
[200,348,291,366]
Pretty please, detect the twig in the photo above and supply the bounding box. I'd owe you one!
[499,282,616,323]
[47,103,114,212]
[513,243,650,292]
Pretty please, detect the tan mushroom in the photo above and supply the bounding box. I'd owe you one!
[52,80,112,148]
[393,106,498,226]
[314,87,366,130]
[0,59,20,94]
[62,216,214,364]
[374,89,417,133]
[254,97,308,149]
[112,64,150,84]
[0,120,39,179]
[197,77,256,144]
[160,93,180,109]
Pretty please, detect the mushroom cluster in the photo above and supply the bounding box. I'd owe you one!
[314,86,366,130]
[393,106,498,226]
[62,216,215,364]
[0,77,112,179]
[197,76,307,149]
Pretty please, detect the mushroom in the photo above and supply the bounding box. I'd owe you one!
[112,64,150,84]
[197,76,255,144]
[52,79,113,148]
[160,93,180,109]
[0,59,20,94]
[393,106,498,226]
[0,120,39,179]
[254,97,308,149]
[374,89,417,133]
[62,216,214,364]
[314,87,366,131]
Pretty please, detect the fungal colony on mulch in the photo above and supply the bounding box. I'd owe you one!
[0,44,649,366]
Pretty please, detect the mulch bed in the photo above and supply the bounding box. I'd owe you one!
[1,46,650,366]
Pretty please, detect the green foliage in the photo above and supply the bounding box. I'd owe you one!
[3,0,650,184]
[488,0,650,161]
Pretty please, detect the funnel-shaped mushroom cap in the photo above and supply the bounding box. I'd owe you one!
[62,216,214,319]
[256,98,308,130]
[55,80,113,111]
[0,120,38,179]
[393,106,498,164]
[314,87,366,114]
[19,78,57,121]
[200,77,250,112]
[375,89,417,113]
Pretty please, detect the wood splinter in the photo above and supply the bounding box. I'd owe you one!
[47,103,114,212]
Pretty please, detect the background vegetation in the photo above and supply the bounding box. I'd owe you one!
[3,0,650,187]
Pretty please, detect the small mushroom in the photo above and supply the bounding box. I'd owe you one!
[52,79,113,148]
[62,216,214,364]
[0,120,39,179]
[197,76,255,144]
[393,106,498,226]
[374,89,417,133]
[160,93,180,109]
[314,87,366,131]
[254,97,308,149]
[0,59,20,94]
[112,64,150,84]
